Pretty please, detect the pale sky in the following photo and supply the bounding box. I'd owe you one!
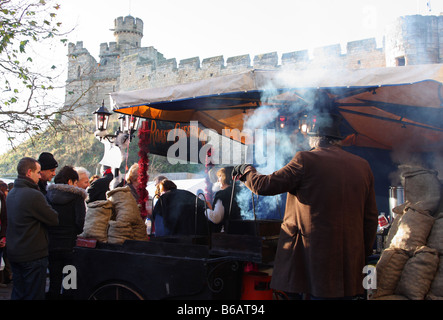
[56,0,443,63]
[1,0,443,155]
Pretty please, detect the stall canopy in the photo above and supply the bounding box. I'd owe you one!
[111,64,443,153]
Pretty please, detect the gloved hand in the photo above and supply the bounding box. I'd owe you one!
[232,164,252,181]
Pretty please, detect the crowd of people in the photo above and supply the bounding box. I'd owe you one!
[0,111,379,301]
[0,153,147,300]
[0,152,240,300]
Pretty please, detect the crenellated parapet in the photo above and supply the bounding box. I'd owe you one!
[113,16,143,37]
[99,42,120,58]
[68,41,85,53]
[65,13,443,115]
[112,15,143,49]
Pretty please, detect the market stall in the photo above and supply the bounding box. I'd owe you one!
[74,64,443,300]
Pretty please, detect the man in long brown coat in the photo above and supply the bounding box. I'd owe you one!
[233,114,378,299]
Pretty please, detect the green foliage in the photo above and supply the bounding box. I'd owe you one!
[0,0,75,146]
[0,119,102,176]
[0,118,205,178]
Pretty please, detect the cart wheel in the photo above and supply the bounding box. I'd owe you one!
[88,282,144,300]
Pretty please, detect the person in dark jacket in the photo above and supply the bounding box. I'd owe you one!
[6,157,59,300]
[37,152,58,195]
[45,166,87,299]
[153,180,208,237]
[86,165,113,203]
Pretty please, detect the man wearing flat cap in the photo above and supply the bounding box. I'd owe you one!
[37,152,58,195]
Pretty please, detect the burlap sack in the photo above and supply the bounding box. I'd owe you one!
[107,220,134,244]
[389,208,435,252]
[400,165,441,215]
[434,187,443,216]
[79,200,113,242]
[392,202,407,216]
[427,212,443,255]
[395,246,439,300]
[107,186,141,224]
[132,221,149,241]
[107,186,149,242]
[373,248,409,298]
[427,255,443,298]
[384,211,403,249]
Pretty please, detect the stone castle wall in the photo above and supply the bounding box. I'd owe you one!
[64,14,443,115]
[385,15,443,66]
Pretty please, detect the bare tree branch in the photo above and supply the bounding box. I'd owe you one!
[0,0,84,148]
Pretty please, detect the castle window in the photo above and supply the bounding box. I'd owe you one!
[396,56,405,66]
[77,66,81,77]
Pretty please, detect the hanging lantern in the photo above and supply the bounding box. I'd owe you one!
[118,114,127,133]
[127,114,140,133]
[298,114,309,134]
[93,100,112,131]
[119,114,140,134]
[278,115,287,129]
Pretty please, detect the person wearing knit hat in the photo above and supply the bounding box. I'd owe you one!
[37,152,58,195]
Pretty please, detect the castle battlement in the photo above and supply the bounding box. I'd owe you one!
[157,58,178,72]
[346,38,380,54]
[65,14,443,114]
[68,41,91,56]
[226,54,251,69]
[112,15,143,49]
[113,16,143,36]
[99,42,119,57]
[179,57,201,70]
[202,55,224,69]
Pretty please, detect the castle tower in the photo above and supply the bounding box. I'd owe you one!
[385,15,443,67]
[112,15,144,50]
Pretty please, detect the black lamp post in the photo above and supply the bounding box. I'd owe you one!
[119,114,140,139]
[93,100,139,142]
[93,100,112,132]
[126,114,141,135]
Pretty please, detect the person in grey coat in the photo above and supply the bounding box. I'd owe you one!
[6,157,59,300]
